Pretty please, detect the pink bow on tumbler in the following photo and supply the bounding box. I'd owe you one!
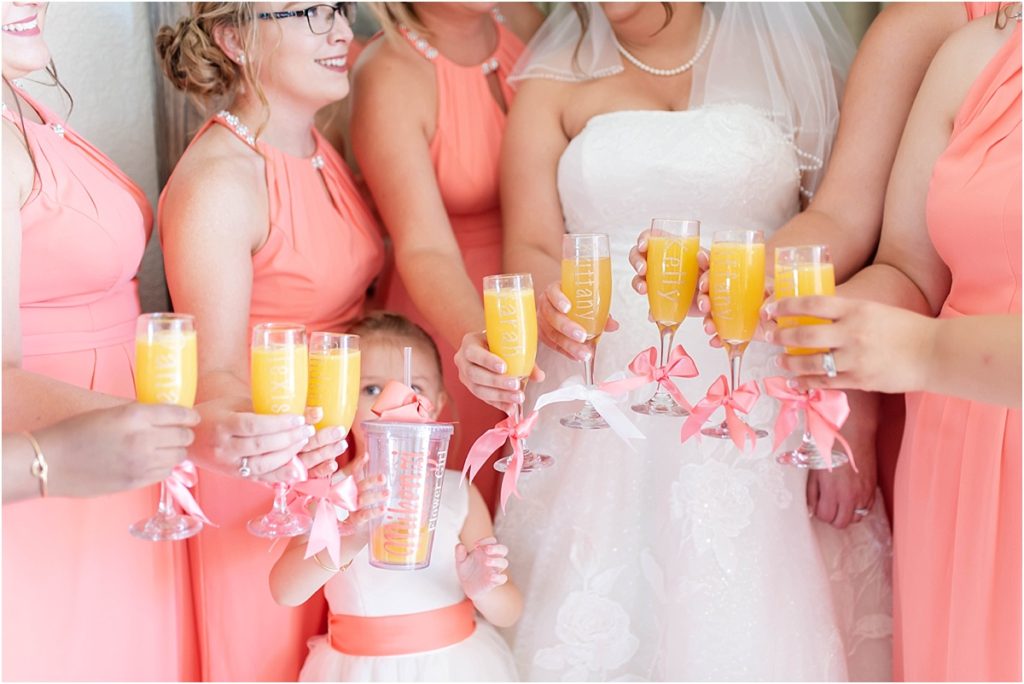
[763,377,856,470]
[291,474,360,567]
[165,461,213,525]
[371,380,434,422]
[680,375,761,452]
[462,411,539,512]
[600,345,698,410]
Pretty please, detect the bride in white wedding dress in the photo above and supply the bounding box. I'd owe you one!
[456,3,893,680]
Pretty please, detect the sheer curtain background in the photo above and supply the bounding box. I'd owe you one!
[19,2,882,313]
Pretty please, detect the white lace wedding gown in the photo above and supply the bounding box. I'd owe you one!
[495,105,893,681]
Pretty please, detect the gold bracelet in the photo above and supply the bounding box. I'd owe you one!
[22,431,47,498]
[313,550,353,574]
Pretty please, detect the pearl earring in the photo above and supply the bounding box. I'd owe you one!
[236,54,246,65]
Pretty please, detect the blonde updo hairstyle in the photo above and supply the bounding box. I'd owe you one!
[155,2,272,132]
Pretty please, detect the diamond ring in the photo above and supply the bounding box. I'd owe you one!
[238,457,252,478]
[822,350,838,378]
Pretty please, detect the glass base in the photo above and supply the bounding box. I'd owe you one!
[560,402,609,430]
[130,513,203,542]
[776,443,850,470]
[700,421,769,441]
[494,448,554,473]
[247,510,311,539]
[631,395,689,417]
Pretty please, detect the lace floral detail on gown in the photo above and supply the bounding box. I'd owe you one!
[496,104,892,681]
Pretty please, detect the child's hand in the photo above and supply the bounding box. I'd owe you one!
[338,466,388,537]
[456,536,509,600]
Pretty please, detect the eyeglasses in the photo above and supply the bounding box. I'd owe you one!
[257,3,356,35]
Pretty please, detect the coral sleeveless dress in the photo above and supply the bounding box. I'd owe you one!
[158,113,384,681]
[894,22,1021,681]
[380,12,525,513]
[2,89,200,680]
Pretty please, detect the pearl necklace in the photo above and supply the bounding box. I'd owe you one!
[615,10,715,77]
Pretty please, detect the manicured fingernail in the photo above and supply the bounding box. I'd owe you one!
[304,425,316,437]
[505,378,519,390]
[496,362,507,374]
[764,330,773,343]
[292,415,306,427]
[698,299,708,312]
[572,330,586,342]
[639,238,647,250]
[338,439,348,453]
[560,301,571,314]
[580,350,592,362]
[517,392,525,403]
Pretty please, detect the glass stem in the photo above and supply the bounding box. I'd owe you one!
[272,482,290,517]
[801,429,815,450]
[509,379,530,457]
[157,481,175,519]
[582,340,597,388]
[720,342,747,429]
[653,324,677,401]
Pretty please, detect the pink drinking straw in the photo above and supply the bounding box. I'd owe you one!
[403,346,413,388]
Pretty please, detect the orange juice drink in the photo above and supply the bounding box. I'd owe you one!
[370,523,432,566]
[710,242,766,343]
[135,330,197,407]
[775,262,835,355]
[251,345,308,415]
[484,287,538,378]
[647,235,700,326]
[308,348,360,430]
[561,256,612,339]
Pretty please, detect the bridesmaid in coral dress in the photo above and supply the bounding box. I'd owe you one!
[1,5,199,679]
[351,3,543,513]
[776,7,1021,680]
[156,4,383,681]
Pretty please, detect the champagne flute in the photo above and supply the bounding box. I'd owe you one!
[248,323,310,538]
[774,245,849,469]
[484,274,554,473]
[308,332,360,438]
[560,233,613,430]
[129,313,202,541]
[633,218,701,416]
[702,230,769,442]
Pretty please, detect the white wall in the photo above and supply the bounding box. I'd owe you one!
[22,2,169,312]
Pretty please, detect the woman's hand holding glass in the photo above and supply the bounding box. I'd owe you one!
[455,331,545,414]
[191,397,318,484]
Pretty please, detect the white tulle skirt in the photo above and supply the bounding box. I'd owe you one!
[298,621,519,682]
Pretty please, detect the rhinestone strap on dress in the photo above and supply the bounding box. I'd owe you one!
[399,6,506,74]
[217,110,326,172]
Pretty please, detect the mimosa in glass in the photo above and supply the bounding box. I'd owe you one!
[561,233,613,430]
[634,218,700,416]
[129,313,202,542]
[308,332,360,434]
[248,322,310,538]
[774,245,848,469]
[484,274,553,473]
[702,230,769,443]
